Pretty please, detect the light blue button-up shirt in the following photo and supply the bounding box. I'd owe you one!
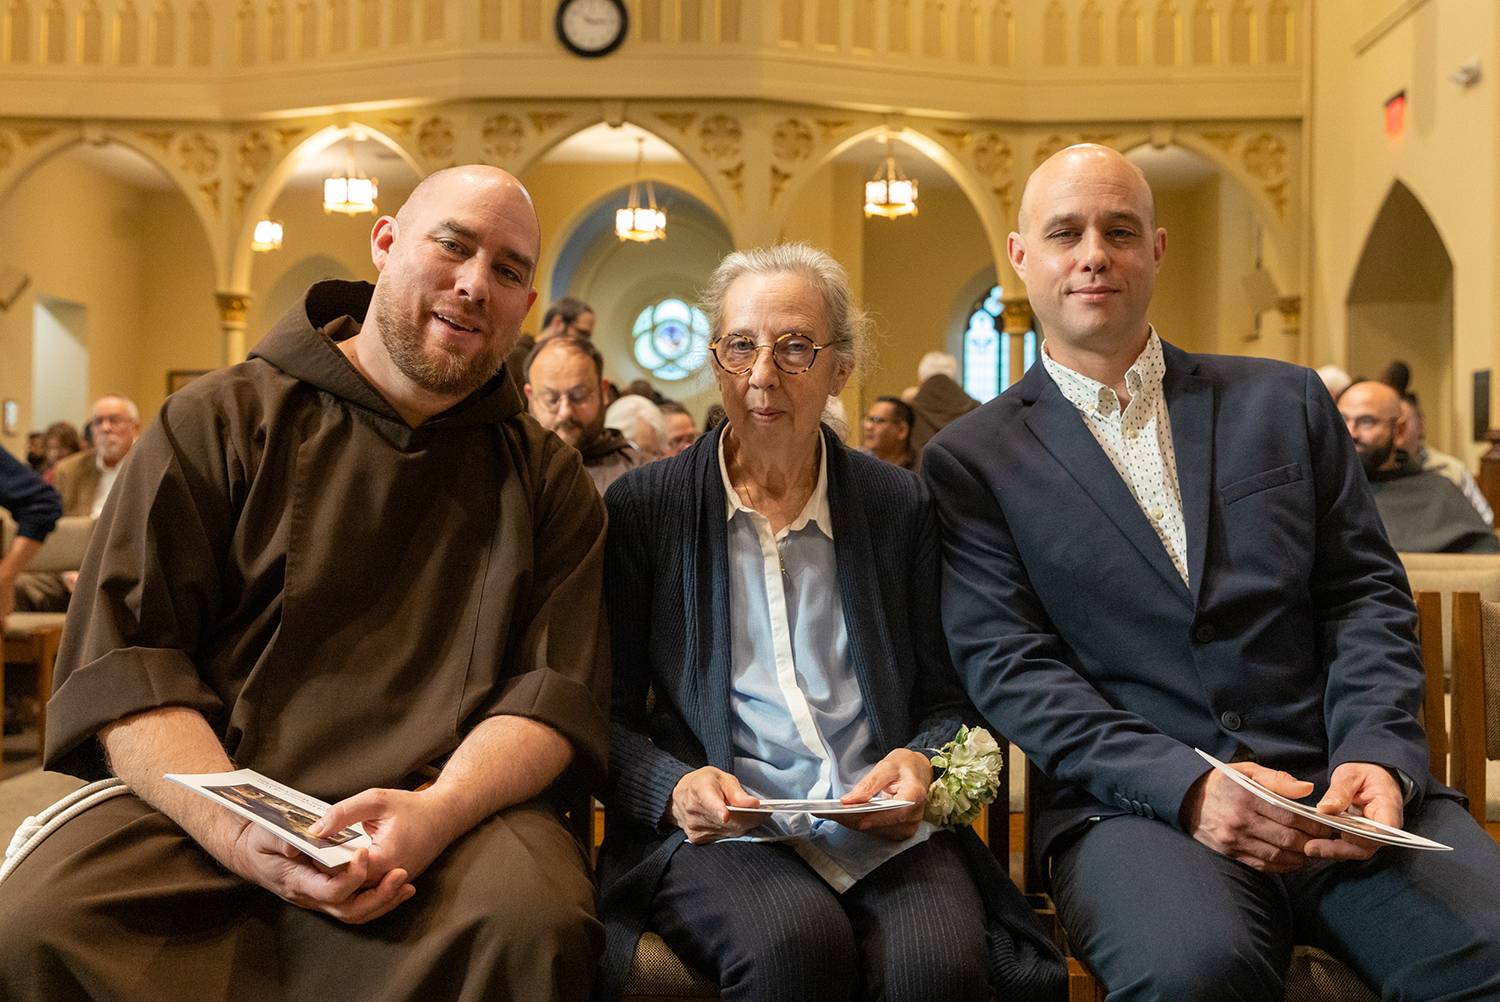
[705,435,934,891]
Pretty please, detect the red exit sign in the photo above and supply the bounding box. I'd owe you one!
[1385,91,1406,143]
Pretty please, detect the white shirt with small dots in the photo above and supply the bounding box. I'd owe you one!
[1040,330,1189,587]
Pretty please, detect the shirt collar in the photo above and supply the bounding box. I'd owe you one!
[719,432,834,539]
[1041,328,1165,418]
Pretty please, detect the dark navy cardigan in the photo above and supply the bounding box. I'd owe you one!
[594,424,1065,1002]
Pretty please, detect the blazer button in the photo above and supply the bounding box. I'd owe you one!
[1220,710,1242,730]
[1116,795,1131,810]
[1194,623,1217,643]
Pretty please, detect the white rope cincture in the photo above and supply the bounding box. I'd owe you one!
[0,778,130,885]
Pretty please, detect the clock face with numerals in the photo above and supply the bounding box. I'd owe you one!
[556,0,628,58]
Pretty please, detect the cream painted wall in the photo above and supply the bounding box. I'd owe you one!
[860,187,995,402]
[135,188,223,419]
[1309,0,1498,464]
[780,161,868,442]
[1151,180,1219,356]
[0,151,149,456]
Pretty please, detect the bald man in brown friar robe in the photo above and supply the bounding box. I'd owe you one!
[0,166,611,1002]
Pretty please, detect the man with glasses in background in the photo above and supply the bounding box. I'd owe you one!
[526,335,644,493]
[860,396,918,471]
[14,394,139,612]
[1338,379,1498,553]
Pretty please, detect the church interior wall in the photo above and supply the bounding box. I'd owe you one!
[1308,0,1497,464]
[0,151,149,447]
[136,185,222,419]
[1147,176,1220,357]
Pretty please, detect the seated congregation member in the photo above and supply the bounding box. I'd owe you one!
[907,351,979,454]
[525,334,646,494]
[0,443,61,631]
[605,392,668,461]
[1339,380,1499,553]
[14,396,142,613]
[0,166,611,1002]
[924,144,1500,1001]
[860,395,919,471]
[41,419,82,485]
[506,294,594,389]
[595,244,1064,1002]
[659,401,699,457]
[1395,391,1494,527]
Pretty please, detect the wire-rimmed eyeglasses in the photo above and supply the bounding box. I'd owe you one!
[709,331,831,375]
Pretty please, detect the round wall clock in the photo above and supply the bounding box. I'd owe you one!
[556,0,629,59]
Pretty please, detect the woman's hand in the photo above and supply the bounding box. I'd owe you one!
[667,767,766,843]
[835,748,933,841]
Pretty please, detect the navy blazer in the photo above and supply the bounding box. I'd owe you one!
[923,340,1443,863]
[595,424,1065,1002]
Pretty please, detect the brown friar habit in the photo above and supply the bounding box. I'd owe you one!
[0,281,611,1002]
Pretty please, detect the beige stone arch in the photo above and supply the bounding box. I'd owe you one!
[0,122,229,286]
[785,121,1012,270]
[231,121,423,291]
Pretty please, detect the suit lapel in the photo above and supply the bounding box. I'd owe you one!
[1161,344,1215,607]
[1020,362,1193,606]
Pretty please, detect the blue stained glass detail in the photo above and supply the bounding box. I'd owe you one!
[964,284,1035,403]
[632,298,711,381]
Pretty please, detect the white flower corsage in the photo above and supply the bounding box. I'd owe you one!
[923,725,1003,827]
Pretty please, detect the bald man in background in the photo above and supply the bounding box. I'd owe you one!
[925,145,1500,1000]
[0,166,611,1002]
[1339,380,1498,553]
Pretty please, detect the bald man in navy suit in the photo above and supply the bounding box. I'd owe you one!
[924,144,1500,1001]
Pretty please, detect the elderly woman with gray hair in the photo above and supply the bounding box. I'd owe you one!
[594,244,1064,1002]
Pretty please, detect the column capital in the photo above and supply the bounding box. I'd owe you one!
[1000,296,1032,335]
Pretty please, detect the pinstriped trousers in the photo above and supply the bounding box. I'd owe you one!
[647,830,990,1002]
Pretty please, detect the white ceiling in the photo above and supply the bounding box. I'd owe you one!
[1126,143,1221,192]
[831,136,958,190]
[542,122,685,163]
[283,137,417,191]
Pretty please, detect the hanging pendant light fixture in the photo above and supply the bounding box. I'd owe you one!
[323,142,378,215]
[616,137,666,243]
[251,219,283,252]
[864,136,918,219]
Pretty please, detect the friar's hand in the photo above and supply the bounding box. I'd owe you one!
[1181,761,1334,873]
[836,748,932,841]
[310,788,458,888]
[667,767,764,843]
[227,820,414,924]
[1303,762,1403,862]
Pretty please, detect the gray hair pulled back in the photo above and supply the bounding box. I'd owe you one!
[699,243,875,377]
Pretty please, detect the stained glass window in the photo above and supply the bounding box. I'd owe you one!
[964,284,1035,403]
[633,298,711,381]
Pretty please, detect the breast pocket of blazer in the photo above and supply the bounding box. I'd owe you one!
[1219,462,1305,506]
[1217,462,1310,581]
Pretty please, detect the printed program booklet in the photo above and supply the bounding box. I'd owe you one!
[165,768,372,866]
[1193,749,1451,851]
[727,798,915,816]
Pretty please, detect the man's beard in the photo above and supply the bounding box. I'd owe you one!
[551,412,605,451]
[1357,436,1394,477]
[372,287,505,399]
